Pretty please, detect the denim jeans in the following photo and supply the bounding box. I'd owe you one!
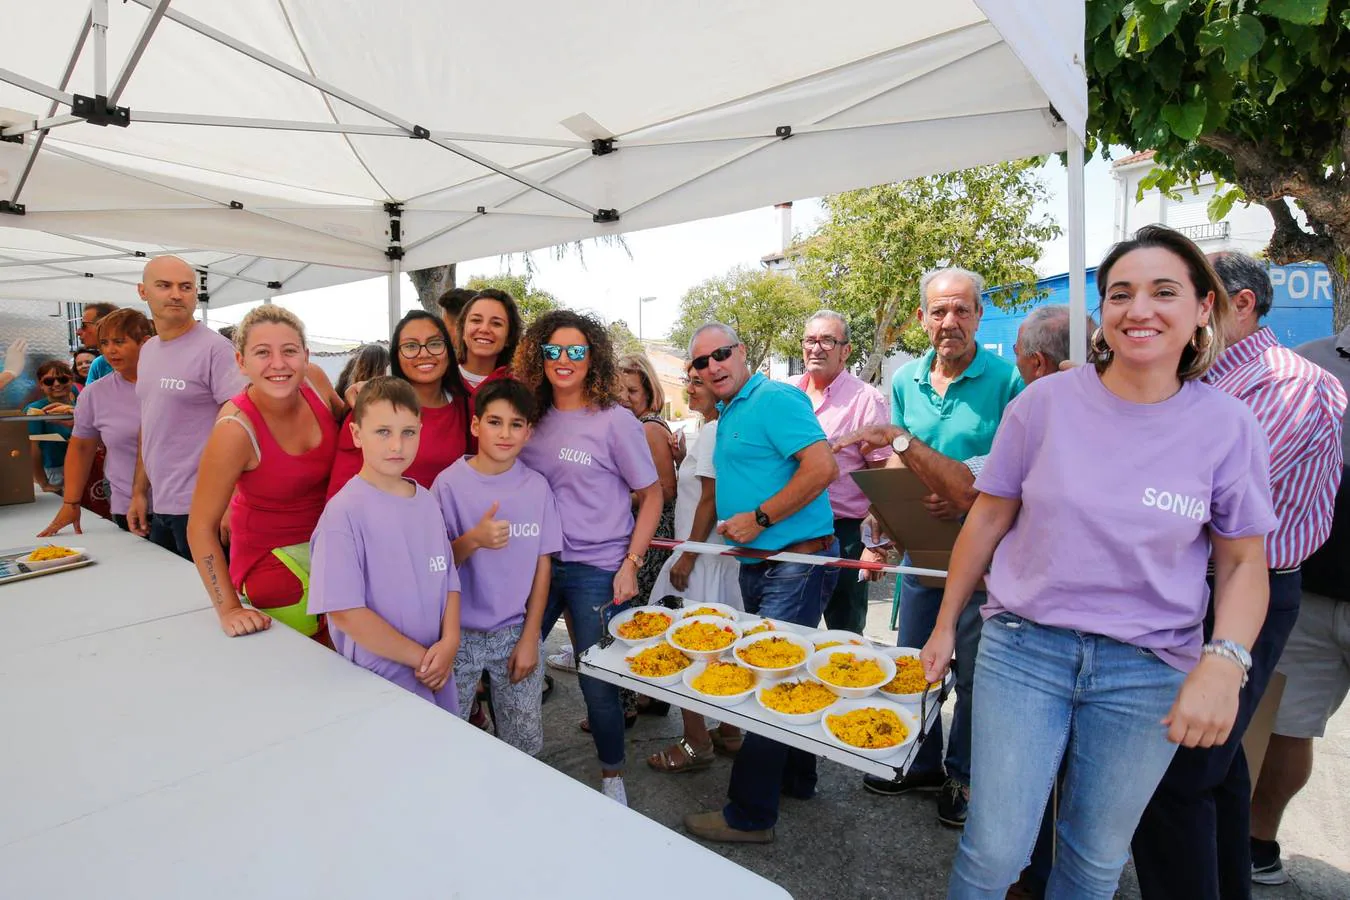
[149,512,192,561]
[895,567,986,784]
[1131,570,1303,900]
[723,541,839,832]
[949,612,1185,900]
[541,560,626,769]
[823,518,867,633]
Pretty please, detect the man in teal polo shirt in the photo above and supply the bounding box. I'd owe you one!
[871,267,1023,828]
[682,321,840,845]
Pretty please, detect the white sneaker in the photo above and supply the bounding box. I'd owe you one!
[547,645,577,673]
[601,776,628,806]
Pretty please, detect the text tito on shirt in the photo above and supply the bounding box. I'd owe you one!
[135,324,247,515]
[517,404,658,571]
[975,365,1279,671]
[714,373,834,552]
[433,457,563,633]
[891,346,1024,461]
[71,372,140,515]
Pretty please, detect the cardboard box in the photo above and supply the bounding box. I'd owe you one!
[852,466,974,589]
[0,411,36,506]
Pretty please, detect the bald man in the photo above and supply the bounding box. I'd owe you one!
[127,256,246,559]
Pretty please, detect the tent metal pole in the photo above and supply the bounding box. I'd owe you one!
[91,0,109,98]
[0,250,155,269]
[387,262,401,333]
[124,0,604,218]
[1067,130,1088,366]
[0,69,75,106]
[1,115,83,139]
[7,11,91,205]
[109,0,172,106]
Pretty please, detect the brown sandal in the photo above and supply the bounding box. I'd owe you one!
[709,729,744,756]
[647,737,716,773]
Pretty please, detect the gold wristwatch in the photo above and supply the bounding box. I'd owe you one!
[624,552,644,568]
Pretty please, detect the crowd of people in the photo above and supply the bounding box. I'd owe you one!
[19,225,1350,900]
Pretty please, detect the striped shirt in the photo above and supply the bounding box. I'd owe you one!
[1204,327,1346,569]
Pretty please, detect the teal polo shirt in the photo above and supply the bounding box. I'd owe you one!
[890,346,1023,460]
[85,354,113,384]
[714,373,835,554]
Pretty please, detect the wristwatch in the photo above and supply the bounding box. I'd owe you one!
[890,427,913,454]
[624,552,644,568]
[1201,639,1252,686]
[754,506,772,528]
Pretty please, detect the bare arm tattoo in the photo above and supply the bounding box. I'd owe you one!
[202,553,226,608]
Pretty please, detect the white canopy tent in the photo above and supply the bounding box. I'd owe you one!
[0,0,1088,357]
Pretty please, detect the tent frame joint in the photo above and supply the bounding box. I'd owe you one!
[410,125,430,139]
[591,138,615,156]
[0,201,27,216]
[592,208,620,223]
[775,125,792,139]
[0,131,23,145]
[70,93,130,128]
[1048,104,1063,124]
[267,280,282,289]
[385,245,405,261]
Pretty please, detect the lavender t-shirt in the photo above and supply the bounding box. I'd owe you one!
[518,405,659,570]
[976,365,1279,671]
[433,457,563,632]
[135,324,246,514]
[71,371,141,514]
[309,476,461,714]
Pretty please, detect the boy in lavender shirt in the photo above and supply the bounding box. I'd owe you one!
[310,378,461,714]
[434,379,561,754]
[128,256,247,559]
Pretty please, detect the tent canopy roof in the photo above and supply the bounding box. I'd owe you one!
[0,0,1085,307]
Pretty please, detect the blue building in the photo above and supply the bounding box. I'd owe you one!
[976,262,1335,360]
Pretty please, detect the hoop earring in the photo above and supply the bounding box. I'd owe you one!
[1190,325,1213,352]
[1089,326,1112,361]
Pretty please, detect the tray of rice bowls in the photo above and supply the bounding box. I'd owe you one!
[739,617,776,637]
[682,659,758,707]
[877,647,941,704]
[755,676,840,725]
[677,602,739,620]
[806,646,897,699]
[809,629,869,651]
[608,605,675,645]
[821,698,921,759]
[624,640,694,686]
[18,545,88,571]
[667,615,743,660]
[733,631,814,677]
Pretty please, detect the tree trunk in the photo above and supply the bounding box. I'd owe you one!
[860,295,904,385]
[407,264,456,315]
[1329,258,1350,335]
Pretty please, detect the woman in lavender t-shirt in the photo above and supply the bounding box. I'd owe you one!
[922,226,1278,900]
[514,310,662,807]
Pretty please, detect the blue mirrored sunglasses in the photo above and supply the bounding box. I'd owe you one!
[540,343,588,361]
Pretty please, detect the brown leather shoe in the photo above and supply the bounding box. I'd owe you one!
[682,810,774,844]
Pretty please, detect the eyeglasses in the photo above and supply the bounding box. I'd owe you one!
[398,338,448,359]
[540,343,588,362]
[691,343,738,371]
[802,336,844,351]
[41,375,71,387]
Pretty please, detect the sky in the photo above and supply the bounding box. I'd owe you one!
[206,155,1123,347]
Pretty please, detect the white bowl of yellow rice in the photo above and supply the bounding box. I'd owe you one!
[820,698,921,759]
[682,659,758,707]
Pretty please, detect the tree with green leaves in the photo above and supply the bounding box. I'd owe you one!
[1087,0,1350,329]
[462,272,559,323]
[797,160,1059,382]
[668,267,818,371]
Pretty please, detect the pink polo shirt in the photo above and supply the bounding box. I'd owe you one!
[795,370,891,519]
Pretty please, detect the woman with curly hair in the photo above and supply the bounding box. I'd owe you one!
[514,309,662,807]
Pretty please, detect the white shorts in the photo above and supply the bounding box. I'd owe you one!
[1274,592,1350,739]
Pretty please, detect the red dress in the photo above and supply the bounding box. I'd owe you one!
[326,393,468,498]
[228,385,339,605]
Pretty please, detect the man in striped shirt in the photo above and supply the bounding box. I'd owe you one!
[1132,251,1346,900]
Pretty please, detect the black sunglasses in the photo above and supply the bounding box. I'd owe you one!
[690,343,738,371]
[41,375,71,387]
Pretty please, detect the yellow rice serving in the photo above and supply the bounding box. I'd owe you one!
[617,610,672,640]
[817,652,887,688]
[827,707,909,749]
[760,680,836,715]
[627,643,693,678]
[743,620,775,636]
[682,605,734,619]
[690,661,756,696]
[671,620,737,652]
[880,655,934,695]
[736,636,807,669]
[27,545,78,561]
[814,639,861,650]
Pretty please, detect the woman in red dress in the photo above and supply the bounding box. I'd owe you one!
[187,305,339,639]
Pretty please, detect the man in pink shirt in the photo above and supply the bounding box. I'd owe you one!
[795,310,891,633]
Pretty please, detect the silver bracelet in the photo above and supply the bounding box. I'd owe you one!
[1201,640,1251,687]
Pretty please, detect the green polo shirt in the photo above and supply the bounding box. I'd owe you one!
[890,346,1023,460]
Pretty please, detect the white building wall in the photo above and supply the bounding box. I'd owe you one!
[1113,162,1275,255]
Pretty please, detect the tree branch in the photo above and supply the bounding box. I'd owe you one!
[1262,199,1335,267]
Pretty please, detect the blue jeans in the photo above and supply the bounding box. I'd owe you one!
[149,512,192,561]
[949,612,1185,900]
[895,568,986,784]
[723,541,839,831]
[541,560,626,769]
[1131,570,1303,900]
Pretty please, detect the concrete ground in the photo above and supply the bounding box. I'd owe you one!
[530,578,1350,899]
